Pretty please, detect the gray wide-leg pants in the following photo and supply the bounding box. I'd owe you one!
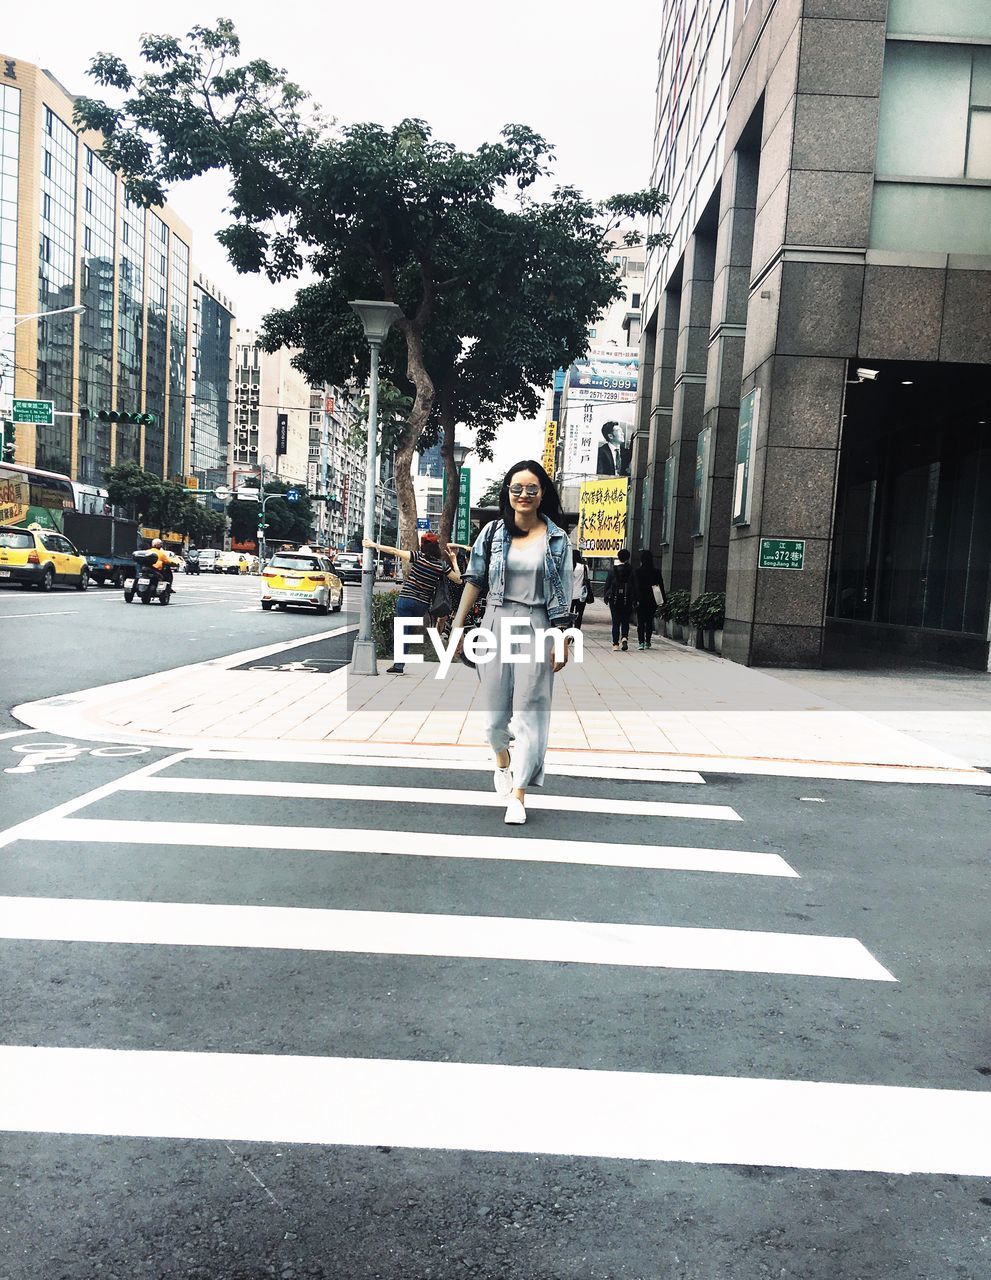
[477,601,556,790]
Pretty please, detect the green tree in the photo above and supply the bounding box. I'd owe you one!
[103,461,165,524]
[477,476,504,507]
[76,20,666,549]
[226,478,313,547]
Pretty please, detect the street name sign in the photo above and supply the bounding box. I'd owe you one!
[759,538,806,570]
[12,398,54,426]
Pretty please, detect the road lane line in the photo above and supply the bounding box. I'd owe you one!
[0,752,190,850]
[1,1046,987,1174]
[0,611,79,619]
[0,729,37,740]
[189,750,705,785]
[0,896,893,980]
[24,817,798,876]
[118,776,739,821]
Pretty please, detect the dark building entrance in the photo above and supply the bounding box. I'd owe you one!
[828,359,991,667]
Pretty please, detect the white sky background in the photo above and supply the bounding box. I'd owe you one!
[6,0,661,496]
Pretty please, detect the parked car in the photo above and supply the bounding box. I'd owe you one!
[85,552,133,587]
[0,524,89,591]
[197,548,220,573]
[260,552,344,614]
[334,552,363,584]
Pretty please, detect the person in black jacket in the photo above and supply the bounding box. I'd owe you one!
[603,548,635,651]
[634,548,666,650]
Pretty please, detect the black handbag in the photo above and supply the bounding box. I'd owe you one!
[429,572,455,618]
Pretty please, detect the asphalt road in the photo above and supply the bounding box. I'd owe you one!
[0,572,359,830]
[1,742,990,1279]
[0,571,361,733]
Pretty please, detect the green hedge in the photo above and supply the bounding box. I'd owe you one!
[372,589,400,658]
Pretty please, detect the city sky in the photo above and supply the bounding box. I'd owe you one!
[6,0,662,492]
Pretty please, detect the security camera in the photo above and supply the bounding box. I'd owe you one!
[856,367,879,382]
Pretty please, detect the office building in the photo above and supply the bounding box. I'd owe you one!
[233,331,311,489]
[0,54,196,484]
[189,273,235,496]
[633,1,991,668]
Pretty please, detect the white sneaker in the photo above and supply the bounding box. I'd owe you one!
[504,798,526,825]
[493,765,513,797]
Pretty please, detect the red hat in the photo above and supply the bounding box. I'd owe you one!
[420,531,439,543]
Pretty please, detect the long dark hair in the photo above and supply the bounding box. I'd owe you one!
[498,460,565,540]
[638,549,655,573]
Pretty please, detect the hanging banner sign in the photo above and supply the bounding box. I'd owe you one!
[541,420,558,476]
[577,477,629,558]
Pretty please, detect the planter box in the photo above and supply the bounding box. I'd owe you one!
[701,626,724,654]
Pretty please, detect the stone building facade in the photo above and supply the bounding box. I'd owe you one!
[633,0,991,667]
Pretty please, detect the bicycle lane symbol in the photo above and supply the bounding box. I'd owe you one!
[4,741,150,775]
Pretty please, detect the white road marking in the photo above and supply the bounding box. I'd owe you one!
[0,752,188,850]
[0,611,79,619]
[0,728,36,740]
[2,1046,987,1175]
[25,817,798,877]
[118,776,739,821]
[0,896,894,980]
[191,750,705,786]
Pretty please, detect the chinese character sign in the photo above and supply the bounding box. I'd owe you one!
[577,478,629,558]
[541,420,558,477]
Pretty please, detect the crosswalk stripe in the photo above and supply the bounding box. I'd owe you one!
[119,776,739,821]
[190,750,706,785]
[2,1045,987,1175]
[0,896,890,979]
[27,817,798,877]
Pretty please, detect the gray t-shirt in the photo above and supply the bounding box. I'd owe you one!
[504,533,547,606]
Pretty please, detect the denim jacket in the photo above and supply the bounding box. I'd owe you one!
[465,517,575,628]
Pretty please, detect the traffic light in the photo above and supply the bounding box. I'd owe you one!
[1,419,14,462]
[91,408,156,426]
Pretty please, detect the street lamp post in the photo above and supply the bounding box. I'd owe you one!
[348,299,402,677]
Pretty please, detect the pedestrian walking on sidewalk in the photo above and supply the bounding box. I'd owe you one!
[634,549,666,650]
[451,460,575,826]
[362,532,461,673]
[603,549,635,651]
[571,549,594,630]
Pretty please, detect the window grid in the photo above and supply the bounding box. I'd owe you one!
[77,146,116,484]
[0,84,19,425]
[35,103,76,473]
[168,234,190,478]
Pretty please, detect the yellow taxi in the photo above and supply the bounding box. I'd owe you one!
[0,523,89,592]
[260,550,343,614]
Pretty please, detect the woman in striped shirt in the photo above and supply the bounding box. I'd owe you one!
[362,532,461,673]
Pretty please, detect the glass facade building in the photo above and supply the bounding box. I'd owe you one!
[0,54,197,485]
[0,83,19,429]
[190,275,235,493]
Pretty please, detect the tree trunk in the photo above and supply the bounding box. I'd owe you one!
[438,400,458,548]
[394,325,435,554]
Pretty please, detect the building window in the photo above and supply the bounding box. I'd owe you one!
[631,292,641,309]
[42,148,52,177]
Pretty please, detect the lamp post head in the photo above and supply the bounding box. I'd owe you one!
[452,442,471,469]
[349,299,403,345]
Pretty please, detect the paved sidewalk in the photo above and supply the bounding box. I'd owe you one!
[15,606,991,783]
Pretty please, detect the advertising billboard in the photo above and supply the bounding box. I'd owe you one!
[577,477,629,558]
[562,347,638,479]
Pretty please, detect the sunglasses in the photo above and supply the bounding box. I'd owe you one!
[508,484,541,498]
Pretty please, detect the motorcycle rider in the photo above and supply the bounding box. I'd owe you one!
[149,538,179,591]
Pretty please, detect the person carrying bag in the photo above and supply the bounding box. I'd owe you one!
[635,548,666,650]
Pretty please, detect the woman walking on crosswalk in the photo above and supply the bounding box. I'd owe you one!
[452,461,575,826]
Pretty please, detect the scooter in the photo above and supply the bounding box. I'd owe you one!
[123,550,173,605]
[184,549,201,575]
